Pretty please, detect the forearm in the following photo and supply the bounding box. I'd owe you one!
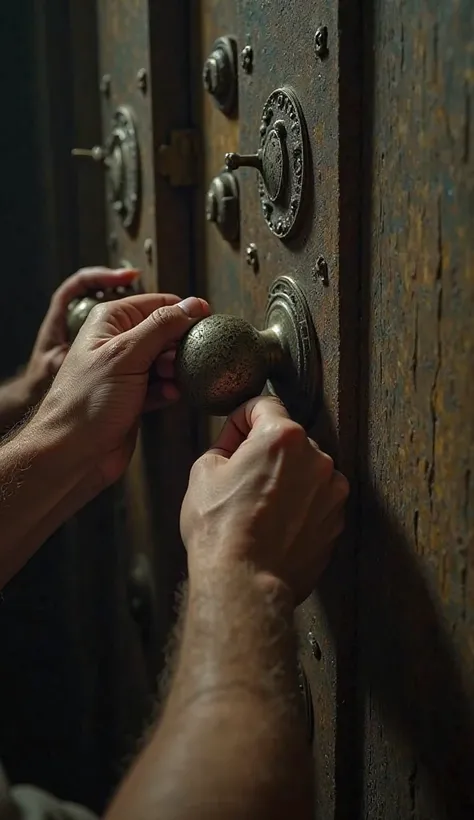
[0,407,90,587]
[0,374,35,434]
[106,562,313,820]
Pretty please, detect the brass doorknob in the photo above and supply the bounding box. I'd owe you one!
[66,285,135,342]
[176,276,321,428]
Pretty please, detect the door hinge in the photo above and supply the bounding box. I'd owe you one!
[157,129,200,187]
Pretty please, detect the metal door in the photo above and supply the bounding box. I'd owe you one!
[194,3,360,817]
[68,1,199,810]
[195,1,474,818]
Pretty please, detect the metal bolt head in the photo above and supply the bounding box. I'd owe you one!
[241,45,253,73]
[315,255,329,286]
[100,73,111,97]
[205,190,218,223]
[137,68,148,93]
[308,632,322,661]
[144,238,153,263]
[314,26,329,59]
[245,243,259,273]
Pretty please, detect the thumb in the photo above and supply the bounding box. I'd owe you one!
[126,296,209,368]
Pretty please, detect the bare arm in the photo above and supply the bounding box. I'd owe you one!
[106,398,349,820]
[0,291,207,589]
[0,267,137,434]
[0,373,38,435]
[106,566,311,820]
[0,407,91,587]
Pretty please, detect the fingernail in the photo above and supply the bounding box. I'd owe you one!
[115,268,140,276]
[177,296,204,318]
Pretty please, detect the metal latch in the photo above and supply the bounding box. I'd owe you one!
[157,129,200,187]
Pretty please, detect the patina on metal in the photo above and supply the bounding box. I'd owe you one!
[176,276,321,427]
[72,106,140,230]
[67,285,135,342]
[202,36,238,115]
[225,87,309,239]
[206,171,239,242]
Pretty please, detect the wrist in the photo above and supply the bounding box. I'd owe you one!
[26,398,93,482]
[188,552,294,609]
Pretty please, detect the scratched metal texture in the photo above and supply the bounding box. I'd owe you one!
[233,2,362,818]
[358,0,474,817]
[191,0,241,444]
[96,0,196,801]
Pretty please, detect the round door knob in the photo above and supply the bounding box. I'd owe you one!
[205,171,239,242]
[176,276,321,428]
[224,87,309,240]
[176,315,281,416]
[66,285,135,342]
[202,36,237,115]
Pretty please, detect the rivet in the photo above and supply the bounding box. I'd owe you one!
[245,243,259,273]
[308,631,322,661]
[315,256,329,286]
[314,26,329,60]
[144,238,153,263]
[100,73,111,97]
[136,68,148,93]
[241,44,253,74]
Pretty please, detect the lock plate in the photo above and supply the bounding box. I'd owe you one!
[258,88,309,239]
[106,106,140,229]
[265,276,321,429]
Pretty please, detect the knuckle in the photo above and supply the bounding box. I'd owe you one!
[315,450,335,480]
[264,419,306,450]
[332,471,350,501]
[86,302,110,325]
[150,305,178,330]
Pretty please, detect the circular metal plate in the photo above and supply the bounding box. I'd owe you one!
[258,88,309,239]
[106,106,140,230]
[265,276,321,428]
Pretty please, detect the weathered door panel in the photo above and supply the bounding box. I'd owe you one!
[359,1,474,817]
[92,0,196,797]
[195,2,361,816]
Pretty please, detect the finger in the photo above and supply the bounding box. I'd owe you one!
[48,347,69,374]
[53,267,140,312]
[144,381,180,412]
[82,292,184,337]
[207,396,291,459]
[155,349,176,379]
[122,296,210,369]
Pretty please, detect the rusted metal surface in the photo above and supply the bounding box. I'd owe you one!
[359,0,474,817]
[191,0,241,444]
[234,3,361,817]
[96,0,197,804]
[195,0,361,815]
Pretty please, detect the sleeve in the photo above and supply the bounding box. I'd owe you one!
[0,765,98,820]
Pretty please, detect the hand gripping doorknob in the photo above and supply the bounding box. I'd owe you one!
[175,276,322,429]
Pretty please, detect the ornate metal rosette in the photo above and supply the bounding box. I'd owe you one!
[258,87,309,239]
[265,275,321,428]
[105,106,140,230]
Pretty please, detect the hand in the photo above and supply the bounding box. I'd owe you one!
[181,396,349,604]
[24,266,139,401]
[37,293,210,489]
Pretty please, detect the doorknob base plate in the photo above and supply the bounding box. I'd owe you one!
[258,88,309,240]
[265,276,321,429]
